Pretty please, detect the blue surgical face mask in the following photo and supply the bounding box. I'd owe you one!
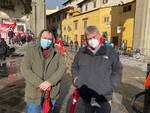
[40,38,52,49]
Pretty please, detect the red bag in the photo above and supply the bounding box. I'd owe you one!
[69,88,79,113]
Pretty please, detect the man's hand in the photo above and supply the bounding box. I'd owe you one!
[39,81,51,91]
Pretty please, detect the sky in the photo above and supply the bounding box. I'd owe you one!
[45,0,67,9]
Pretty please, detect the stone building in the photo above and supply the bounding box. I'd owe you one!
[133,0,150,56]
[47,0,135,47]
[0,0,46,36]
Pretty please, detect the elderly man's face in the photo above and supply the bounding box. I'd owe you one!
[85,32,101,49]
[41,31,53,41]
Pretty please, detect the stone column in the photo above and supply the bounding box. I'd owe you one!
[30,0,37,35]
[133,0,150,56]
[30,0,45,36]
[36,0,46,36]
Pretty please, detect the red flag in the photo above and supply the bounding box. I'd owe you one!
[69,88,79,113]
[54,44,66,55]
[40,89,51,113]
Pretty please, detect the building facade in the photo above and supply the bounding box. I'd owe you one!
[64,0,134,12]
[46,6,80,37]
[63,0,84,8]
[46,0,135,48]
[61,0,135,48]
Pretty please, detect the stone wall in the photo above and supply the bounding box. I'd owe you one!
[0,0,28,19]
[133,0,150,56]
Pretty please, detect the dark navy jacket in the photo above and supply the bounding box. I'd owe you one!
[71,46,122,101]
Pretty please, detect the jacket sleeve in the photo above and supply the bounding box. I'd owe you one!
[21,48,43,87]
[71,51,80,79]
[47,54,66,86]
[110,50,123,89]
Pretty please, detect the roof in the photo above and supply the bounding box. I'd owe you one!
[47,6,74,17]
[46,9,59,15]
[63,0,71,5]
[77,0,91,6]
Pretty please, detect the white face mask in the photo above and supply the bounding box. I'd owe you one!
[88,39,99,48]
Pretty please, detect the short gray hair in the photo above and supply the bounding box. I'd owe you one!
[84,26,99,36]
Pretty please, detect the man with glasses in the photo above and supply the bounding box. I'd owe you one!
[21,29,66,113]
[71,26,122,113]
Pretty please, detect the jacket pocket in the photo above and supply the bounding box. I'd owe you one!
[25,83,39,100]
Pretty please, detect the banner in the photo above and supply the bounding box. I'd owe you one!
[0,20,16,31]
[0,20,16,38]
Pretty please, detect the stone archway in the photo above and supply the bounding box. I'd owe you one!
[0,0,46,36]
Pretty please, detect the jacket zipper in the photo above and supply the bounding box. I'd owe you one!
[42,58,45,80]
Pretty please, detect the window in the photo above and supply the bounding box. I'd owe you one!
[67,26,72,32]
[123,5,132,13]
[83,18,88,29]
[64,35,66,42]
[85,4,88,11]
[63,13,67,19]
[104,17,109,23]
[93,1,97,8]
[103,0,108,4]
[64,26,66,31]
[80,6,83,12]
[57,15,61,22]
[48,19,51,25]
[74,34,78,41]
[52,17,55,23]
[74,20,78,30]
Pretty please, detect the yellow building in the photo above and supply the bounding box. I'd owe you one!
[46,6,75,36]
[62,7,112,46]
[111,2,135,49]
[61,1,135,49]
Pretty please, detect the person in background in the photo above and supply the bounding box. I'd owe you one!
[8,28,14,45]
[54,34,66,55]
[70,40,73,51]
[25,29,30,46]
[121,40,127,54]
[74,40,79,51]
[0,33,9,67]
[71,26,122,113]
[16,33,22,46]
[21,29,66,113]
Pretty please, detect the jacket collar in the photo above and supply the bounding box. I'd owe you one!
[83,45,106,56]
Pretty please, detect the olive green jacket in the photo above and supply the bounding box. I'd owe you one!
[21,43,66,104]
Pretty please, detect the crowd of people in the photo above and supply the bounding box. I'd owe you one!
[20,26,122,113]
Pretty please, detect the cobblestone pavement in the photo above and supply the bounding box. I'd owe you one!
[0,48,148,113]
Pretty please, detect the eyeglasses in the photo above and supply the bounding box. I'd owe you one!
[86,34,100,40]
